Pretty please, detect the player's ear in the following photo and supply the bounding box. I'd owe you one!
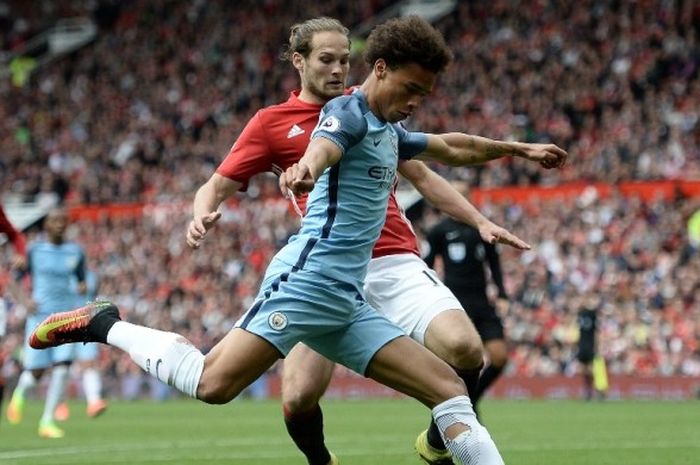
[374,59,387,79]
[292,52,304,72]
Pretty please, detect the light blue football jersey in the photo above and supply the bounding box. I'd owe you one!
[273,90,428,290]
[27,240,86,314]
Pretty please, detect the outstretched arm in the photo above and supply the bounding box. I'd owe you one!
[186,174,241,249]
[399,160,530,250]
[279,138,343,196]
[414,133,567,169]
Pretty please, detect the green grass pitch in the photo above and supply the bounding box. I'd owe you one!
[1,398,698,464]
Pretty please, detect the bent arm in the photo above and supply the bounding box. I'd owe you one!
[299,138,343,181]
[398,160,488,229]
[399,160,531,250]
[187,174,242,249]
[193,173,242,219]
[281,138,343,196]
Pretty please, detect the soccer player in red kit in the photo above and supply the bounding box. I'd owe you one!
[186,18,566,465]
[0,204,27,423]
[0,205,27,266]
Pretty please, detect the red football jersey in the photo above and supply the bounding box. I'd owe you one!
[216,91,420,258]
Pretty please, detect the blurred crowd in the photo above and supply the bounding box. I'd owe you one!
[1,0,699,203]
[2,186,699,392]
[418,190,700,378]
[1,0,700,395]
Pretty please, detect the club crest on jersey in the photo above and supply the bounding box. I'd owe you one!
[268,312,288,331]
[448,243,466,262]
[319,116,340,133]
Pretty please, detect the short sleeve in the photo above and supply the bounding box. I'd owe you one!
[216,112,271,191]
[394,123,428,160]
[311,97,367,154]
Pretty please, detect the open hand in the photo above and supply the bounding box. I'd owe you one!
[479,221,531,250]
[186,211,222,249]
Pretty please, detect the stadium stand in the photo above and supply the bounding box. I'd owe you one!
[1,0,699,398]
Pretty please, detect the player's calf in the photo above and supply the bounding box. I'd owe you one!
[432,395,504,465]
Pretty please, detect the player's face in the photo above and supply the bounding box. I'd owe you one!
[298,31,350,103]
[45,211,68,240]
[374,62,436,123]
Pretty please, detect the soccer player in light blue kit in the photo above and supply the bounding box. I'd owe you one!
[31,17,564,464]
[6,208,84,438]
[53,270,108,421]
[73,270,108,417]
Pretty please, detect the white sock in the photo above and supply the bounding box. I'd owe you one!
[82,368,102,404]
[106,321,204,398]
[42,365,69,423]
[13,370,37,397]
[432,395,505,465]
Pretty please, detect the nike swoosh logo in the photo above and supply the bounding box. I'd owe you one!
[373,138,381,147]
[34,314,89,343]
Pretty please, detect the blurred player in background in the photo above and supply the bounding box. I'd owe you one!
[425,183,511,418]
[576,293,607,400]
[0,204,27,424]
[55,268,108,421]
[5,208,85,438]
[74,269,109,417]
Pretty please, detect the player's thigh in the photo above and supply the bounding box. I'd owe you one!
[307,302,465,408]
[365,254,462,344]
[282,343,335,410]
[365,335,466,408]
[199,328,282,402]
[304,301,405,376]
[423,309,483,370]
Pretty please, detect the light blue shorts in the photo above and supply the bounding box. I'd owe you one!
[75,342,99,361]
[23,314,78,369]
[235,259,404,375]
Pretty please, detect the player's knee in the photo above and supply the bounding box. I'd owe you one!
[490,351,508,368]
[282,382,324,414]
[435,373,468,404]
[442,335,484,371]
[196,374,241,404]
[487,342,508,368]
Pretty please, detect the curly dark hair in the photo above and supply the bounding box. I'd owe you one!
[363,16,452,73]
